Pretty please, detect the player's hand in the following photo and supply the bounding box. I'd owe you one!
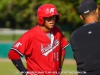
[21,71,27,75]
[58,68,62,75]
[23,71,38,75]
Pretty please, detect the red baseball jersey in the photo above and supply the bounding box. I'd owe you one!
[10,25,69,75]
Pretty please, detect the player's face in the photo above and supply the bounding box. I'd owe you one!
[44,15,56,29]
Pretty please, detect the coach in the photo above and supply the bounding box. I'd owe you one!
[70,0,100,75]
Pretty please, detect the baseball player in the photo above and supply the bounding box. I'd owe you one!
[70,0,100,75]
[8,4,69,75]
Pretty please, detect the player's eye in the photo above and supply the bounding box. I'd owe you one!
[44,15,56,21]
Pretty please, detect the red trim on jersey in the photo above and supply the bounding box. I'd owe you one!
[8,50,20,60]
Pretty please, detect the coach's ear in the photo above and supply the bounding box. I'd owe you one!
[96,8,99,19]
[96,8,98,14]
[80,15,84,20]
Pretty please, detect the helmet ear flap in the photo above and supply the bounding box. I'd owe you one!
[55,15,59,23]
[38,16,44,25]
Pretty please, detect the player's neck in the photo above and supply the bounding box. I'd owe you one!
[39,25,51,33]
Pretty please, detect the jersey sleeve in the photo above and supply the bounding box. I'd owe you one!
[60,31,69,56]
[10,32,33,57]
[60,32,69,50]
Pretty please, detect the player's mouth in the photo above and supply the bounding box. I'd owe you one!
[49,22,54,26]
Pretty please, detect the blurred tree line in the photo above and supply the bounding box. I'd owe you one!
[0,0,100,38]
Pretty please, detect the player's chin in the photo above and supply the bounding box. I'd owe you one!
[49,24,55,28]
[49,25,54,29]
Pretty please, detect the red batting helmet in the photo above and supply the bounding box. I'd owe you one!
[37,4,59,25]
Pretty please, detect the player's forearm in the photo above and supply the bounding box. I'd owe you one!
[11,59,27,75]
[58,55,65,75]
[61,49,66,69]
[61,55,65,69]
[8,50,27,75]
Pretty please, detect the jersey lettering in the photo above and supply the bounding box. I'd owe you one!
[53,52,59,61]
[46,8,55,14]
[41,39,59,56]
[50,8,55,13]
[14,42,22,48]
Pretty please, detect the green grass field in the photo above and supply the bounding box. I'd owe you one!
[0,34,22,42]
[0,59,77,75]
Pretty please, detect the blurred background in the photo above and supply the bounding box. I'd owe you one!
[0,0,100,75]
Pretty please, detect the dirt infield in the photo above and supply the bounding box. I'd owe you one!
[63,59,76,65]
[0,58,76,65]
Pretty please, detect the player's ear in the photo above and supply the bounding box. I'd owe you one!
[80,15,84,20]
[96,8,98,14]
